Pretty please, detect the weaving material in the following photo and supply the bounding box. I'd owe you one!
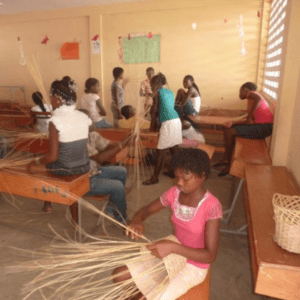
[273,193,300,254]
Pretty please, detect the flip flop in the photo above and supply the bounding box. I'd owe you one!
[142,176,159,185]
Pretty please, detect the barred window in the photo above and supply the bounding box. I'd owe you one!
[262,0,289,100]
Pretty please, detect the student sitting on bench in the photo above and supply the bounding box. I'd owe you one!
[27,78,92,213]
[119,105,150,130]
[214,82,274,176]
[79,109,133,223]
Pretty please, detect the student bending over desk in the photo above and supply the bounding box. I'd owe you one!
[214,82,274,176]
[27,77,92,213]
[119,105,150,130]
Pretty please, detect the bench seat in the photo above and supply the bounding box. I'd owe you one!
[244,165,300,299]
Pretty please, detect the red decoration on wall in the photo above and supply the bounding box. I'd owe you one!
[224,19,227,23]
[118,36,123,63]
[257,10,261,17]
[41,36,49,44]
[148,32,153,39]
[92,35,99,41]
[60,42,79,60]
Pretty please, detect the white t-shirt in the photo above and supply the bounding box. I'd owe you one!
[81,93,103,123]
[31,104,52,133]
[48,105,92,143]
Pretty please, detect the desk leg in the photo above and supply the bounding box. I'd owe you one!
[220,224,248,235]
[223,178,244,224]
[78,200,82,243]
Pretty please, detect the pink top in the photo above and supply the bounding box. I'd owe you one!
[160,186,223,269]
[247,92,274,124]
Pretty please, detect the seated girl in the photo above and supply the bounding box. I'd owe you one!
[27,78,92,213]
[175,75,202,115]
[214,82,274,176]
[31,91,52,133]
[81,78,112,128]
[113,148,222,300]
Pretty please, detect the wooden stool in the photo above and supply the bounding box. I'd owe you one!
[177,268,211,300]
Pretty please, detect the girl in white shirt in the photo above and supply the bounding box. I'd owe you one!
[28,78,92,213]
[31,91,52,133]
[81,78,112,128]
[175,75,202,114]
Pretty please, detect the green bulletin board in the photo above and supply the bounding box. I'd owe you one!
[122,35,161,64]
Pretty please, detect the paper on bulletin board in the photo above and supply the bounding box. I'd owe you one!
[92,41,101,54]
[122,35,160,64]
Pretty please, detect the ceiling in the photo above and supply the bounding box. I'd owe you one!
[0,0,146,15]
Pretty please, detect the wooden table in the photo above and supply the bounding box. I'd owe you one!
[0,166,90,205]
[244,165,300,300]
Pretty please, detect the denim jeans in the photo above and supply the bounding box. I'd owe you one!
[86,166,127,222]
[95,119,112,128]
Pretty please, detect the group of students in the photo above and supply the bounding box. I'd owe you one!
[26,71,274,299]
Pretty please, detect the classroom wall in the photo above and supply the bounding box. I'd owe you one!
[0,17,90,106]
[271,0,300,185]
[0,0,263,114]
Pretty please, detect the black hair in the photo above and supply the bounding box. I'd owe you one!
[62,76,72,84]
[85,78,99,93]
[32,91,46,112]
[151,72,167,94]
[241,82,257,91]
[184,75,201,97]
[171,148,211,179]
[113,67,124,80]
[121,105,134,119]
[50,79,77,105]
[146,67,154,73]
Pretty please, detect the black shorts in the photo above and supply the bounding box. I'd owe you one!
[232,123,273,139]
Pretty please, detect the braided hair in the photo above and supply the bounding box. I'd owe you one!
[184,75,201,97]
[32,91,46,112]
[50,78,77,106]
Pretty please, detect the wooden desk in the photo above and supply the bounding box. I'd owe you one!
[0,114,31,128]
[244,165,300,300]
[0,166,90,205]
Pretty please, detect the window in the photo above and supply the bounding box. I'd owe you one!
[262,0,289,100]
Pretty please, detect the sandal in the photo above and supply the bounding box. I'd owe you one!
[42,203,52,213]
[142,176,159,185]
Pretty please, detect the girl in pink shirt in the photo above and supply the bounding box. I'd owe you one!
[214,82,274,176]
[113,148,223,300]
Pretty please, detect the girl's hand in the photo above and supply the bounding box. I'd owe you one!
[147,240,178,259]
[223,121,233,128]
[126,221,144,240]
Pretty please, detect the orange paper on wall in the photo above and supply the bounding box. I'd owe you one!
[60,42,79,60]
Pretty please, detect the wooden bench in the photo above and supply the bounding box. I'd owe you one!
[177,268,211,300]
[0,114,31,129]
[221,137,272,235]
[243,165,300,299]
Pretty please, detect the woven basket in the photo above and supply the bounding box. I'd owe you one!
[140,235,187,282]
[272,193,300,254]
